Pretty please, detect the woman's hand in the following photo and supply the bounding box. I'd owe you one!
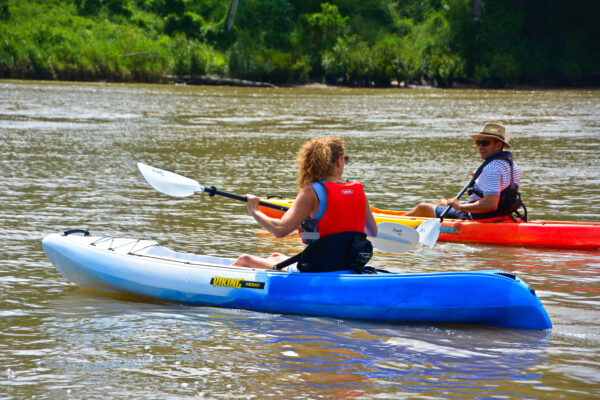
[245,194,260,215]
[243,187,317,238]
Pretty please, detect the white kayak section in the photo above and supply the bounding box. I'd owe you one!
[42,232,552,330]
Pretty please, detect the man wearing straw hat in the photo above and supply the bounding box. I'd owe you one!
[405,122,524,220]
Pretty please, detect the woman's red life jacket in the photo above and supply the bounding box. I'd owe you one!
[299,180,367,244]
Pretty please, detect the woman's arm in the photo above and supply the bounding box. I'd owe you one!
[365,200,378,237]
[245,186,317,238]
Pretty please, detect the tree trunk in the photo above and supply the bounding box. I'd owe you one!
[472,0,482,19]
[226,0,239,31]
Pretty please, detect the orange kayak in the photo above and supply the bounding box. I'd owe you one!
[258,198,600,251]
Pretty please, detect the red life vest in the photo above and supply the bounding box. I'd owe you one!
[299,180,367,244]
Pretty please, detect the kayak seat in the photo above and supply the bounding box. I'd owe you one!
[275,231,373,273]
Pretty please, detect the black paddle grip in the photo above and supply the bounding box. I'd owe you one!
[203,186,289,212]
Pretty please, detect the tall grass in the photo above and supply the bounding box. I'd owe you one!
[0,1,225,82]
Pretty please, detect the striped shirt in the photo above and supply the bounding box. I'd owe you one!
[469,159,521,201]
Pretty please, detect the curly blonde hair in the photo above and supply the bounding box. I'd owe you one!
[296,136,346,190]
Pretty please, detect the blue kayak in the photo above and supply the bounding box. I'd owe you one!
[42,231,552,330]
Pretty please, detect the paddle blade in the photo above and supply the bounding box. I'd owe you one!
[370,222,419,253]
[137,162,202,197]
[416,218,441,247]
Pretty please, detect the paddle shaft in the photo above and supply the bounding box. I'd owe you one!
[203,186,289,212]
[203,186,418,251]
[438,179,474,220]
[137,163,418,251]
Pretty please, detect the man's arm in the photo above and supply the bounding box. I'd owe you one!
[447,194,500,214]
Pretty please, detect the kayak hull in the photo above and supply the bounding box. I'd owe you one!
[42,232,552,330]
[259,199,600,250]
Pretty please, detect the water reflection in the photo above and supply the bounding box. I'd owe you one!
[34,290,551,398]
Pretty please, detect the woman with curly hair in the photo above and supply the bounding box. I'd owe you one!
[233,136,378,271]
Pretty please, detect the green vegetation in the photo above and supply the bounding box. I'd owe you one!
[1,0,598,87]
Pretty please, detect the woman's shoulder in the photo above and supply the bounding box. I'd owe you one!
[298,184,319,199]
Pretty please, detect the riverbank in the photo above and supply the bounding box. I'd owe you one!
[6,77,600,93]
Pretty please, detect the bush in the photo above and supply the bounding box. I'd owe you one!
[171,34,225,76]
[0,1,171,81]
[228,32,306,84]
[164,11,203,39]
[75,0,132,18]
[427,53,465,87]
[0,0,9,20]
[369,36,413,84]
[474,53,520,87]
[323,37,375,85]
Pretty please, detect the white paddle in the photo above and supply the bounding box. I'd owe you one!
[416,180,473,247]
[416,218,442,247]
[137,162,419,253]
[137,162,201,197]
[371,222,420,253]
[137,162,288,211]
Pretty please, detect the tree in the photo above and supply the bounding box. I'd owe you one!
[472,0,481,19]
[225,0,239,31]
[298,3,348,77]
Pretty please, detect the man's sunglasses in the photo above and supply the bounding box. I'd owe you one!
[475,139,492,147]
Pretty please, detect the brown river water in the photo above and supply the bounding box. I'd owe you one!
[1,80,599,398]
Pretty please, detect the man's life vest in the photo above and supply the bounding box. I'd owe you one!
[467,151,527,220]
[275,180,372,273]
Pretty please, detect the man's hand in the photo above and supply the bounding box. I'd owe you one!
[447,197,462,211]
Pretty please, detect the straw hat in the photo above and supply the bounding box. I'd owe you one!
[470,122,512,148]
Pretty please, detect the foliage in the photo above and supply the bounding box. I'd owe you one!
[0,0,598,86]
[234,0,294,49]
[164,11,204,39]
[228,31,308,84]
[0,1,225,82]
[298,3,348,77]
[471,0,600,86]
[410,9,466,86]
[171,34,226,76]
[0,0,9,20]
[75,0,132,18]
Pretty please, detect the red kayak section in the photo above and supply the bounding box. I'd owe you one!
[435,216,600,250]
